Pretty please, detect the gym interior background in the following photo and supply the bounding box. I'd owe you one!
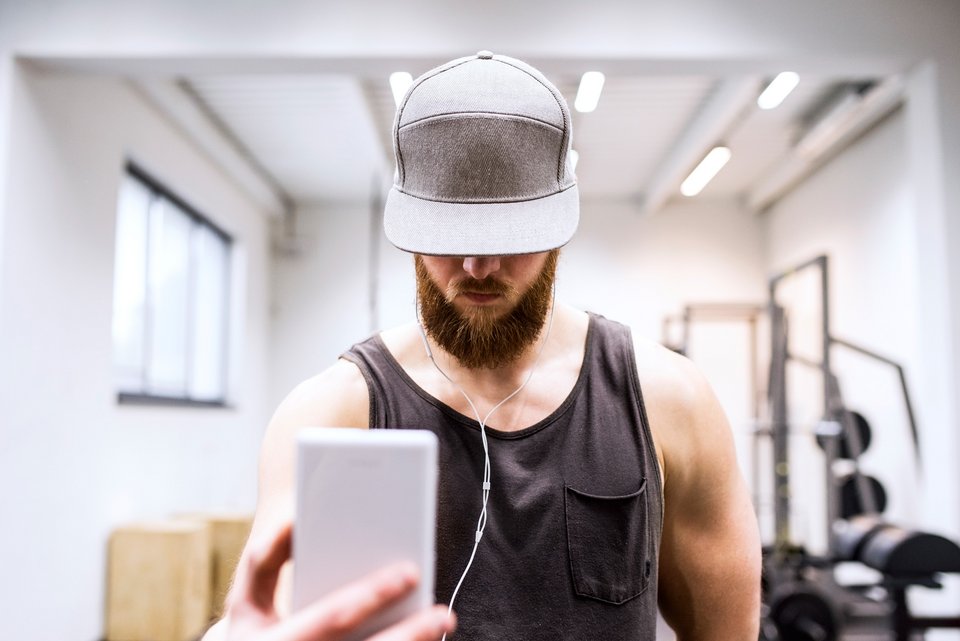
[0,2,958,640]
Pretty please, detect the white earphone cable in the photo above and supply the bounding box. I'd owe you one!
[416,283,556,638]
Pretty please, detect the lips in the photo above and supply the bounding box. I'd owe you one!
[461,292,501,305]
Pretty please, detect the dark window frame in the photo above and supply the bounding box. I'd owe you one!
[114,162,233,409]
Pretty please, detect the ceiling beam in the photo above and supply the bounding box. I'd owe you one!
[132,78,290,217]
[29,55,904,80]
[747,74,905,212]
[639,77,759,215]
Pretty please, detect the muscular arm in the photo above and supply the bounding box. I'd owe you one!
[640,345,761,640]
[204,359,371,638]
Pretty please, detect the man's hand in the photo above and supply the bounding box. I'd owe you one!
[219,522,456,641]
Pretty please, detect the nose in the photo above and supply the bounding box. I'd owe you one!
[462,256,501,280]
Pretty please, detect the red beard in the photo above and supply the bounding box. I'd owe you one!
[415,250,559,370]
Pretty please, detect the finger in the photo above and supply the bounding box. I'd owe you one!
[236,521,293,612]
[366,605,456,641]
[279,561,419,641]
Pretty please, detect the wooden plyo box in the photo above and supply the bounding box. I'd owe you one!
[178,513,254,617]
[106,521,211,641]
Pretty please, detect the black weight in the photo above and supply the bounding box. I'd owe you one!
[839,474,887,518]
[816,410,872,459]
[834,515,887,561]
[859,524,960,575]
[769,583,840,641]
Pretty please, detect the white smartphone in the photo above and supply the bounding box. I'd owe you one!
[293,427,438,640]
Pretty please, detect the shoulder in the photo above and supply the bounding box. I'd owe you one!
[258,359,370,498]
[631,333,710,419]
[263,357,371,435]
[247,358,372,548]
[267,320,427,433]
[271,358,370,430]
[628,332,731,490]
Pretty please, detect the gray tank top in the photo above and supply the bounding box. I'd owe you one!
[342,313,663,640]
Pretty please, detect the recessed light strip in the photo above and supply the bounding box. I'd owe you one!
[680,146,731,197]
[757,72,800,110]
[574,71,605,113]
[390,72,413,107]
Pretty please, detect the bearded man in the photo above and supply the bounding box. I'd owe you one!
[209,52,761,641]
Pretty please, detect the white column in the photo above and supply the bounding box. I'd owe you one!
[904,59,959,532]
[0,54,12,343]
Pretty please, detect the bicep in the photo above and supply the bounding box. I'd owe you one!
[658,473,760,639]
[655,369,761,640]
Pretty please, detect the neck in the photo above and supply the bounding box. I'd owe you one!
[427,325,548,387]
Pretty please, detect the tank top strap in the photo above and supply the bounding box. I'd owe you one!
[339,335,394,429]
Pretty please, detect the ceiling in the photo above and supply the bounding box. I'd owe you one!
[175,65,894,213]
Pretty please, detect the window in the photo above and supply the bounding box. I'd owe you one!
[111,164,232,406]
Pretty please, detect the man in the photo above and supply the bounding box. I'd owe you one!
[209,52,761,641]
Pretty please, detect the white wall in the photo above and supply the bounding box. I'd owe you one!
[562,198,766,338]
[763,108,959,626]
[765,107,940,535]
[270,202,379,407]
[0,68,272,641]
[905,61,960,530]
[0,56,11,340]
[933,58,960,421]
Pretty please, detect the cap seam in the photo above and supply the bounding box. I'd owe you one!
[493,58,570,186]
[399,111,565,133]
[395,56,476,186]
[394,182,577,205]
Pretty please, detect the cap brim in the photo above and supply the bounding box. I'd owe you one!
[383,185,579,256]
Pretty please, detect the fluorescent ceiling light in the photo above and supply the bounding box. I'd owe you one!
[574,71,605,113]
[757,72,800,110]
[389,72,413,107]
[680,146,731,197]
[569,149,579,171]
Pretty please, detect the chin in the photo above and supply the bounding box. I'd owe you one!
[457,301,514,320]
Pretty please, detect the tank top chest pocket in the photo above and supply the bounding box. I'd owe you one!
[563,479,651,605]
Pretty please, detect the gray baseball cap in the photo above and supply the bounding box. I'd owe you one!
[384,51,579,256]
